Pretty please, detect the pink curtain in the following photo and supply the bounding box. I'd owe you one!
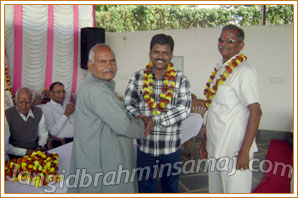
[5,5,94,102]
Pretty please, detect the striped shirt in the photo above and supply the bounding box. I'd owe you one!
[124,68,192,156]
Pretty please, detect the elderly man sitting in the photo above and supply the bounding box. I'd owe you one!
[5,88,48,158]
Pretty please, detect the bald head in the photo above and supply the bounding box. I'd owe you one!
[87,44,117,82]
[88,44,114,64]
[15,88,33,102]
[15,88,33,116]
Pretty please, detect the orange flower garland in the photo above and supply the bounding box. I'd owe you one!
[204,54,247,108]
[143,62,176,115]
[5,54,14,101]
[5,151,61,187]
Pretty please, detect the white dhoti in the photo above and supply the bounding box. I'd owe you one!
[208,153,254,193]
[209,167,252,193]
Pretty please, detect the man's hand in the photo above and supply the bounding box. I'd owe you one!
[64,103,75,117]
[199,125,208,159]
[135,115,148,124]
[144,117,153,137]
[35,146,42,151]
[199,138,208,159]
[26,149,35,156]
[135,115,154,137]
[236,150,250,170]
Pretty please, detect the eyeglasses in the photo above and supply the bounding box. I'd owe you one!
[218,37,240,44]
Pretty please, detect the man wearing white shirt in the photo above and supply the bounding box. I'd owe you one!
[42,82,75,148]
[200,25,262,193]
[5,88,48,158]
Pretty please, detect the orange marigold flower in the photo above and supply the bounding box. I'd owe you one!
[225,66,232,73]
[169,76,175,81]
[167,92,173,98]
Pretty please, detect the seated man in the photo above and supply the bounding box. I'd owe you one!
[5,88,48,158]
[32,90,44,106]
[42,82,75,148]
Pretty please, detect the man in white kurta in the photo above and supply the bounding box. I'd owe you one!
[42,98,74,138]
[41,82,75,147]
[200,25,262,193]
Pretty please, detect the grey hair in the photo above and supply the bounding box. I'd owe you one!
[88,43,114,64]
[221,24,245,42]
[15,87,33,103]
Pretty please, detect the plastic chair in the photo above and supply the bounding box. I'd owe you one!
[191,98,207,117]
[183,98,207,159]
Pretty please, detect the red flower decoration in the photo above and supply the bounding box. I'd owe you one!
[225,66,232,73]
[204,54,247,108]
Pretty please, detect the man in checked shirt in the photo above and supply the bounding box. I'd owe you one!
[124,34,192,193]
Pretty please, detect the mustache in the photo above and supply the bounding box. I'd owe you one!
[103,68,115,73]
[219,46,229,50]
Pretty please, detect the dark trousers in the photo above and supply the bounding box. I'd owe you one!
[137,148,181,193]
[8,154,23,159]
[51,137,73,148]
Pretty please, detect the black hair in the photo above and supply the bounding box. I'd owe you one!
[150,34,174,52]
[221,24,245,42]
[50,81,64,91]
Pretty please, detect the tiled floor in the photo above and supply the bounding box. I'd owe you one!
[155,130,292,193]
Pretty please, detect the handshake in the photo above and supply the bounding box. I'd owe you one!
[135,115,154,137]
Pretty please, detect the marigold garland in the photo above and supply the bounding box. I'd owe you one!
[5,151,61,187]
[5,54,14,101]
[204,54,247,108]
[143,62,176,115]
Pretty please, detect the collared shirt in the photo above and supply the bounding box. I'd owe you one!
[41,100,74,138]
[5,109,48,156]
[206,54,260,158]
[124,68,192,156]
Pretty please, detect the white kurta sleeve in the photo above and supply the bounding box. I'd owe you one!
[42,105,68,136]
[237,66,260,107]
[38,114,49,147]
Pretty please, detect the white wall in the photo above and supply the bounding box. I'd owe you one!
[105,25,293,132]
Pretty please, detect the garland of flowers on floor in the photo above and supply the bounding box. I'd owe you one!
[204,54,247,108]
[143,62,176,116]
[5,151,61,187]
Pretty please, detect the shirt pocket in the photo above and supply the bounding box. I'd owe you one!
[215,85,239,108]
